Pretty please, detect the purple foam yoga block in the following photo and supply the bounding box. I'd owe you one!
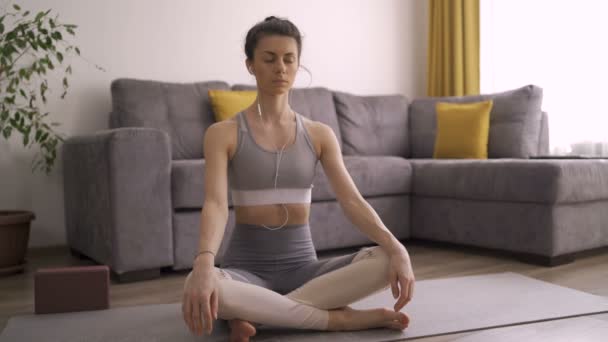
[34,265,110,314]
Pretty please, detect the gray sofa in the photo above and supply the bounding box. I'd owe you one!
[63,79,608,282]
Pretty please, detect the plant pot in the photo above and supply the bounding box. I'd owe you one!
[0,210,35,276]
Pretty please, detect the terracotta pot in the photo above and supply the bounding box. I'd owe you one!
[0,210,35,276]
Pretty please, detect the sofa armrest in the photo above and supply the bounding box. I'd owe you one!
[62,127,173,274]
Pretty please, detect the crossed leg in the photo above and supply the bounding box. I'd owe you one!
[213,245,407,333]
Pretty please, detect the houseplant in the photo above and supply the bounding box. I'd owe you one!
[0,3,94,275]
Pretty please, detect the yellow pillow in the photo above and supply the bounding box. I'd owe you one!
[433,100,493,159]
[208,90,257,121]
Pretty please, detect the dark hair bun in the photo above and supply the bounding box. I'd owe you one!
[245,16,302,61]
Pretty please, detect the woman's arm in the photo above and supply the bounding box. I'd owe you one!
[316,123,407,256]
[316,122,415,310]
[194,122,232,269]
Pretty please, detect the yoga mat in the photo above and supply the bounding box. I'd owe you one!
[451,315,608,342]
[1,272,607,341]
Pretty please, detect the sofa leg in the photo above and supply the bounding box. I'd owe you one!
[112,268,161,283]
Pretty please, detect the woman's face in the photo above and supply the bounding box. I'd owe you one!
[248,35,299,95]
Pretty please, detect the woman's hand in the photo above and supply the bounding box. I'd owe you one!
[387,248,415,312]
[182,259,219,336]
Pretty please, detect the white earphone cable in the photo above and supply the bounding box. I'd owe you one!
[257,100,291,231]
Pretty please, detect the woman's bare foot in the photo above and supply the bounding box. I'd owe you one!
[328,306,410,331]
[228,319,257,342]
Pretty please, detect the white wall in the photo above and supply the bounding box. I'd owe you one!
[481,0,608,153]
[0,0,428,248]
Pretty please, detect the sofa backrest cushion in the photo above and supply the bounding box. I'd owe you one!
[409,85,544,158]
[231,84,343,150]
[110,78,230,159]
[333,91,409,157]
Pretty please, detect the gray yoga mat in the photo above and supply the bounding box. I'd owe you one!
[451,315,608,341]
[1,272,607,341]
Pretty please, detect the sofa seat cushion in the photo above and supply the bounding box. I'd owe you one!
[410,159,608,204]
[311,156,412,201]
[171,156,413,209]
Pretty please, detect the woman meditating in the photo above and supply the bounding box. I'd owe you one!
[182,16,415,342]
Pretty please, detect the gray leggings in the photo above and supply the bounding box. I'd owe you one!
[220,223,359,295]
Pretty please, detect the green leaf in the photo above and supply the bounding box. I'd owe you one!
[66,28,75,35]
[6,43,17,56]
[37,38,47,50]
[0,23,4,34]
[2,126,12,139]
[75,47,80,55]
[51,31,62,40]
[23,133,29,146]
[35,130,41,142]
[65,65,72,74]
[40,28,48,35]
[19,89,27,99]
[63,77,68,87]
[35,11,45,22]
[13,4,21,11]
[15,38,26,49]
[56,51,63,62]
[22,10,30,17]
[49,18,55,28]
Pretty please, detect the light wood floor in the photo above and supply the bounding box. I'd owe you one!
[1,241,607,341]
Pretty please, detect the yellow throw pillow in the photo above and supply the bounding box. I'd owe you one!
[433,100,493,159]
[208,90,257,121]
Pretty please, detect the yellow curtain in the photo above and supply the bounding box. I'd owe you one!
[427,0,480,97]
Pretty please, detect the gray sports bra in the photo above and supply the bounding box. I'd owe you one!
[228,111,318,206]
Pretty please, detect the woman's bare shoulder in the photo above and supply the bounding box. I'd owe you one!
[299,114,329,158]
[299,114,332,137]
[203,117,239,155]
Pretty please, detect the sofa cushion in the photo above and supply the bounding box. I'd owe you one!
[311,156,412,202]
[433,100,493,159]
[333,91,409,157]
[110,78,230,160]
[231,84,343,150]
[410,159,608,204]
[410,85,543,158]
[208,90,257,121]
[171,156,412,209]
